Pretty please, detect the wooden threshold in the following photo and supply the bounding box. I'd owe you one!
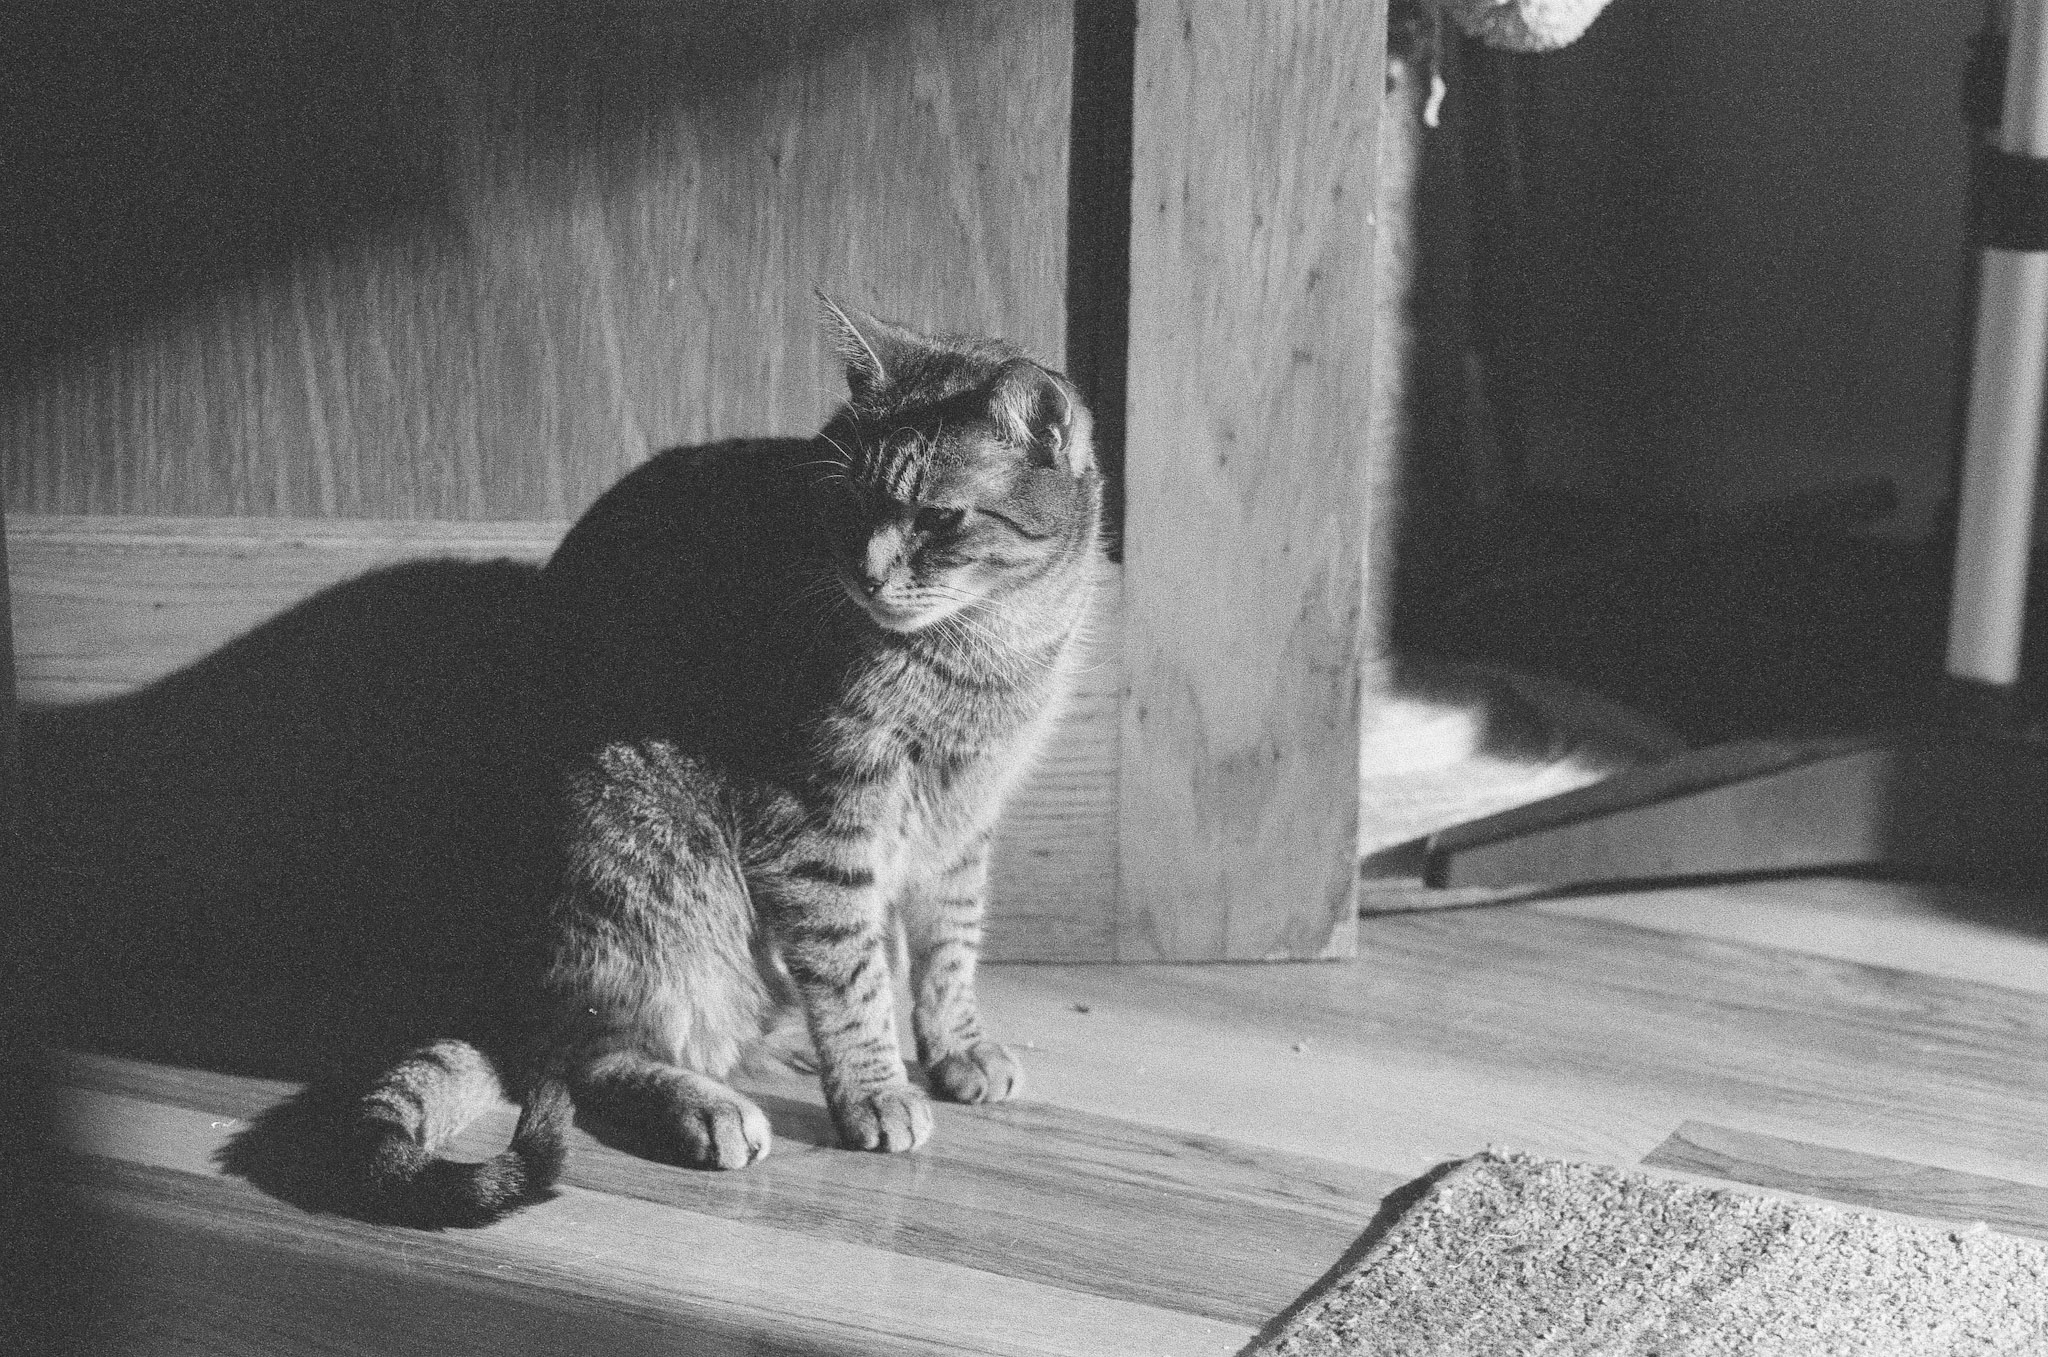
[1424,731,2048,889]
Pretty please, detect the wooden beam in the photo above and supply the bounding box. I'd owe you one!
[1117,1,1384,959]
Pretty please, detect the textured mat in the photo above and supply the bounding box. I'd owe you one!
[1256,1150,2048,1356]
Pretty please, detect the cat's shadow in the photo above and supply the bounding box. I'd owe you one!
[18,555,560,1087]
[16,548,914,1216]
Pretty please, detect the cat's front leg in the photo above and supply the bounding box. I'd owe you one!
[763,830,931,1154]
[902,830,1021,1105]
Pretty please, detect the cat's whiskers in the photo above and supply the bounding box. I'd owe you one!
[814,435,859,489]
[937,585,1073,667]
[928,615,1010,681]
[942,578,1078,651]
[786,574,845,613]
[774,572,860,649]
[925,603,1038,689]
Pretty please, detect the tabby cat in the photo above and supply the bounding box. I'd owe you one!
[344,298,1103,1225]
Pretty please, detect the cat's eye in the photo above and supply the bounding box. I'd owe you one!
[980,508,1051,541]
[912,506,967,537]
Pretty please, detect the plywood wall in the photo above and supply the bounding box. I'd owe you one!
[1,0,1073,522]
[5,0,1388,964]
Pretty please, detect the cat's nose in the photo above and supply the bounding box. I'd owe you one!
[863,532,901,592]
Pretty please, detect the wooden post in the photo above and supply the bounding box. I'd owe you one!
[1117,1,1384,960]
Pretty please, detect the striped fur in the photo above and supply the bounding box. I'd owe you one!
[350,302,1102,1219]
[348,1041,572,1226]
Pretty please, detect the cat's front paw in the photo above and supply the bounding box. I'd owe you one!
[830,1083,932,1153]
[927,1042,1022,1104]
[669,1093,773,1170]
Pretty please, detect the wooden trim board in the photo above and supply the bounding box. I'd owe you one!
[9,515,568,703]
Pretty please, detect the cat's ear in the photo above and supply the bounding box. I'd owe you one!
[992,362,1095,480]
[816,290,909,404]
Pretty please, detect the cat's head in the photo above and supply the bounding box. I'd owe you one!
[812,294,1101,635]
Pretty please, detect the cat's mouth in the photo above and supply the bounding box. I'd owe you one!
[836,569,929,632]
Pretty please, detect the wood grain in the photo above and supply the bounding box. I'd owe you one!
[983,902,2048,1186]
[8,514,1120,961]
[9,516,563,702]
[1644,1121,2048,1240]
[46,1053,1400,1354]
[73,1163,799,1357]
[1539,878,2048,998]
[1116,0,1384,960]
[2,0,1072,522]
[68,1153,1249,1357]
[1349,911,2048,1171]
[59,1052,1395,1330]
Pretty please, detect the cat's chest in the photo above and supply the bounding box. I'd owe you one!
[867,742,1016,886]
[853,665,1060,840]
[900,738,1008,817]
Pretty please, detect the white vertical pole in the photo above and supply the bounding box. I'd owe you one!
[1949,0,2048,686]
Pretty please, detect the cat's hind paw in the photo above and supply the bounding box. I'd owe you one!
[927,1042,1023,1104]
[831,1084,932,1153]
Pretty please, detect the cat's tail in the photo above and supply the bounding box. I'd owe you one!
[350,1039,573,1228]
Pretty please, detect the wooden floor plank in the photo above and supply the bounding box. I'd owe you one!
[985,903,2048,1185]
[1540,877,2048,996]
[57,1055,1392,1331]
[1643,1121,2048,1241]
[68,1162,810,1357]
[59,1093,1254,1357]
[984,957,1683,1177]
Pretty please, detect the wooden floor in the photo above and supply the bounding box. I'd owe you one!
[24,874,2048,1355]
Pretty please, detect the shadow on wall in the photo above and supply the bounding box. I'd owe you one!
[14,557,560,1085]
[3,0,1062,524]
[4,557,577,1335]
